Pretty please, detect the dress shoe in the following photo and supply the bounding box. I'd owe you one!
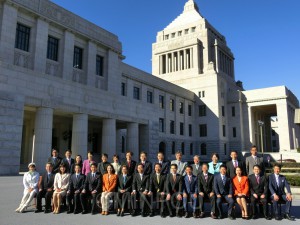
[74,211,79,214]
[218,215,223,219]
[211,213,217,219]
[149,211,154,217]
[141,212,146,217]
[275,215,282,221]
[117,211,121,216]
[91,211,97,215]
[35,209,43,213]
[193,212,197,218]
[199,212,205,218]
[251,215,258,220]
[120,211,125,217]
[176,213,182,218]
[184,212,189,218]
[131,210,136,217]
[67,210,72,214]
[44,209,51,214]
[169,212,174,217]
[81,210,87,214]
[228,215,235,220]
[161,213,166,218]
[284,214,295,221]
[265,216,272,220]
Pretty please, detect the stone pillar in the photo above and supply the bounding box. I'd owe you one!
[0,3,18,64]
[86,41,96,87]
[101,118,116,159]
[127,122,139,161]
[33,108,53,171]
[33,18,49,73]
[277,100,292,151]
[62,30,74,81]
[71,114,88,158]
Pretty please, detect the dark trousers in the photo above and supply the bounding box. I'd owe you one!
[251,194,268,217]
[183,193,197,213]
[80,192,99,213]
[166,192,182,215]
[149,192,166,214]
[131,192,149,212]
[67,192,82,212]
[216,195,234,216]
[36,190,53,211]
[116,192,131,209]
[199,193,216,213]
[271,195,291,215]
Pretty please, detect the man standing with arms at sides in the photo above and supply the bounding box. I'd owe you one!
[62,149,75,174]
[47,148,62,174]
[226,150,245,178]
[246,146,265,176]
[135,151,152,175]
[171,151,188,176]
[191,155,202,176]
[121,151,136,176]
[155,152,170,175]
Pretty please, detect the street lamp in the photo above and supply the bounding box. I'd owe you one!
[258,120,264,154]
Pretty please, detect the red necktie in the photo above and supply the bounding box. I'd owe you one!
[256,175,260,184]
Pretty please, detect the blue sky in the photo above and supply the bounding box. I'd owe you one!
[51,0,300,99]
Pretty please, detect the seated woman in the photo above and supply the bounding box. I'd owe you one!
[232,166,249,219]
[101,164,117,215]
[208,153,223,175]
[53,163,70,214]
[15,162,40,213]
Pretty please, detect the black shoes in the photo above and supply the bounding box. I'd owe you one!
[184,212,189,218]
[211,213,217,219]
[141,211,146,217]
[275,215,282,220]
[199,212,205,218]
[228,215,235,220]
[120,211,125,217]
[35,209,43,213]
[284,214,295,221]
[116,211,121,216]
[81,210,87,214]
[149,211,154,217]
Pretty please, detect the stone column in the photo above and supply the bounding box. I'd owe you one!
[33,108,53,171]
[127,122,139,161]
[101,118,116,159]
[277,100,292,151]
[86,41,96,87]
[62,30,74,81]
[71,114,88,158]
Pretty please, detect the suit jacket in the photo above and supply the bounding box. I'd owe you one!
[70,162,83,174]
[232,176,249,196]
[97,162,111,175]
[248,174,269,196]
[191,164,202,176]
[170,160,188,176]
[47,156,62,173]
[132,173,150,192]
[165,173,183,194]
[198,172,214,194]
[182,174,198,194]
[135,161,152,175]
[269,173,291,196]
[154,161,170,175]
[226,160,246,178]
[245,155,265,175]
[117,174,133,192]
[84,172,102,193]
[121,160,137,176]
[68,173,85,192]
[102,173,117,192]
[54,173,70,191]
[149,173,167,193]
[214,174,233,196]
[40,172,55,190]
[62,158,75,173]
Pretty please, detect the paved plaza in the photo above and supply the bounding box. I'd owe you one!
[0,176,299,225]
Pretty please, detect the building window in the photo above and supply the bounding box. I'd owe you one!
[233,127,237,138]
[232,106,236,117]
[147,91,153,103]
[170,120,175,134]
[189,124,192,137]
[200,143,207,155]
[198,91,201,98]
[47,36,59,61]
[222,106,225,117]
[73,46,83,69]
[180,122,184,135]
[121,82,126,96]
[190,143,193,155]
[191,27,196,33]
[133,87,140,100]
[223,125,226,137]
[224,143,227,155]
[159,95,164,109]
[170,99,175,111]
[199,124,207,137]
[202,91,205,98]
[199,105,206,117]
[159,118,164,132]
[188,105,192,116]
[15,23,30,52]
[172,141,176,154]
[181,142,185,155]
[171,33,175,38]
[121,136,125,153]
[178,31,182,36]
[165,35,169,40]
[96,55,104,76]
[185,29,189,34]
[179,102,184,114]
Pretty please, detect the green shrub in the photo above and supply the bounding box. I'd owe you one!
[297,147,300,153]
[285,175,300,186]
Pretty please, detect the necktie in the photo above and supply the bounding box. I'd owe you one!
[234,161,237,168]
[92,173,95,179]
[157,174,160,184]
[196,165,199,170]
[128,161,131,167]
[276,176,279,187]
[204,174,208,182]
[254,157,257,165]
[140,174,143,180]
[123,176,126,184]
[47,173,50,182]
[222,175,226,185]
[256,175,260,184]
[188,176,192,183]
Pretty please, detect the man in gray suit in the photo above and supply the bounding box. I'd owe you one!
[246,146,265,175]
[171,151,188,176]
[191,155,202,176]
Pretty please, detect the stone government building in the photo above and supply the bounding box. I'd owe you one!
[0,0,299,175]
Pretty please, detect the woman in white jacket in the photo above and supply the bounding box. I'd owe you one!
[15,162,40,213]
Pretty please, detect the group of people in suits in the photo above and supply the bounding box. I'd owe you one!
[15,146,294,221]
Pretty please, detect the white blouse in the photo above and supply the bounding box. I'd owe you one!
[54,173,70,191]
[23,171,40,191]
[111,162,121,174]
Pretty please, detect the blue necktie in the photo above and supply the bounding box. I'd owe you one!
[123,176,126,184]
[222,176,226,185]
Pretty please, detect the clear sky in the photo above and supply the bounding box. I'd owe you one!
[51,0,300,99]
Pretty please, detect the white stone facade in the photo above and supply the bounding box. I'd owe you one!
[0,0,299,175]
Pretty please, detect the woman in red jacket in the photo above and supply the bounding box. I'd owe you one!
[232,166,249,219]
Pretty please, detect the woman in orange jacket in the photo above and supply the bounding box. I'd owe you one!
[101,164,117,215]
[232,166,249,219]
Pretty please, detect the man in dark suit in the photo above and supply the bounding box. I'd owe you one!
[47,148,62,174]
[155,152,170,175]
[121,151,137,176]
[67,164,85,214]
[116,165,133,217]
[131,163,150,217]
[35,162,55,213]
[198,163,216,219]
[80,163,102,215]
[97,153,111,175]
[214,165,235,220]
[135,151,152,175]
[226,150,245,178]
[269,164,294,221]
[191,155,202,176]
[165,163,183,217]
[245,146,265,176]
[182,166,198,218]
[62,149,75,173]
[148,163,167,217]
[248,165,271,220]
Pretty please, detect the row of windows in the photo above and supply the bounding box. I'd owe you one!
[200,124,237,138]
[221,106,236,117]
[164,27,196,40]
[15,23,104,76]
[159,119,192,136]
[169,142,207,156]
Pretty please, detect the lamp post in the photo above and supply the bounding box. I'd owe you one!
[258,120,264,154]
